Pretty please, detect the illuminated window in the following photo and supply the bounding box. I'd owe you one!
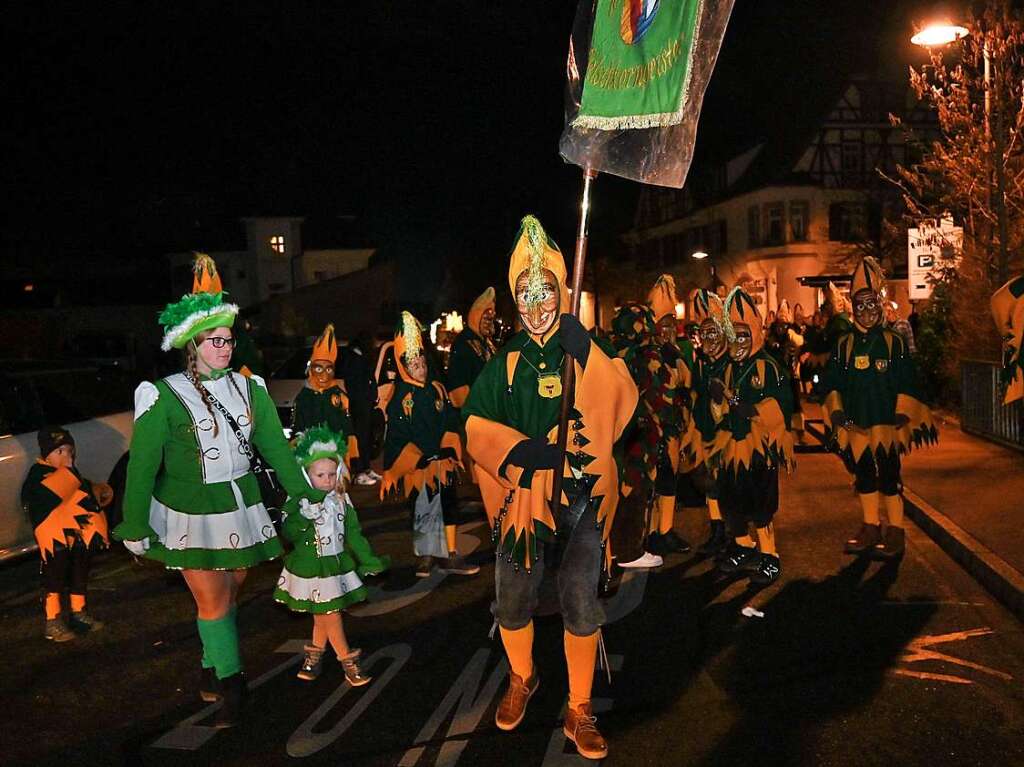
[270,235,286,254]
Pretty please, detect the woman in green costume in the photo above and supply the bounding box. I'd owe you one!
[274,426,389,684]
[114,254,323,727]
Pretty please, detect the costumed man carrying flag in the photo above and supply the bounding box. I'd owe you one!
[381,312,480,579]
[643,274,691,555]
[706,287,794,585]
[822,257,937,559]
[463,216,638,760]
[292,323,360,470]
[684,288,731,556]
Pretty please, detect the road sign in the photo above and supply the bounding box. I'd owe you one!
[908,216,963,299]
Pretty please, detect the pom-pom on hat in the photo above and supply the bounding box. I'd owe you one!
[647,274,678,321]
[293,425,348,467]
[159,253,239,351]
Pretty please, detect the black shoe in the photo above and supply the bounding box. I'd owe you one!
[199,666,222,703]
[873,526,905,560]
[749,553,782,585]
[697,521,728,555]
[718,543,760,573]
[647,532,666,556]
[662,530,692,554]
[211,673,246,728]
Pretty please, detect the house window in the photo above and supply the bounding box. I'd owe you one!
[747,206,760,248]
[829,202,868,242]
[789,201,809,242]
[764,202,785,245]
[841,142,861,174]
[270,234,286,254]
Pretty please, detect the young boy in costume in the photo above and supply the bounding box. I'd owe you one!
[685,289,731,556]
[381,311,479,579]
[292,323,360,472]
[822,257,937,559]
[447,287,498,410]
[21,426,112,641]
[274,426,389,684]
[463,215,638,760]
[708,287,794,585]
[644,275,692,556]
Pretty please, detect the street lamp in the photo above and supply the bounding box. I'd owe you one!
[910,21,968,47]
[691,249,718,286]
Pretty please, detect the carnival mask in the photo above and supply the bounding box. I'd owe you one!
[515,268,559,337]
[852,288,883,330]
[480,307,496,338]
[656,315,676,346]
[699,318,726,359]
[405,352,428,384]
[308,359,335,392]
[729,324,753,362]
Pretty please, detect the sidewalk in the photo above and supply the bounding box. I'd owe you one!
[804,403,1024,621]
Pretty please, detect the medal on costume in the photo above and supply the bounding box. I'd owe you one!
[855,355,870,370]
[874,359,889,372]
[402,392,414,417]
[537,373,562,398]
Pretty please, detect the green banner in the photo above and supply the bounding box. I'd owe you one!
[575,0,702,130]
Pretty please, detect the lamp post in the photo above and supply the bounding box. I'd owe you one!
[912,16,1007,282]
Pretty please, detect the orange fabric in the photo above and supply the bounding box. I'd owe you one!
[647,274,678,321]
[829,393,935,462]
[859,492,881,525]
[466,344,638,571]
[657,494,675,535]
[346,435,360,463]
[445,524,458,554]
[564,630,599,710]
[507,221,571,315]
[755,522,777,556]
[991,277,1024,404]
[448,384,471,409]
[380,442,461,500]
[500,622,535,681]
[468,287,496,336]
[192,253,223,294]
[238,365,253,378]
[36,467,108,558]
[707,497,722,521]
[311,323,338,365]
[70,594,86,611]
[45,593,61,620]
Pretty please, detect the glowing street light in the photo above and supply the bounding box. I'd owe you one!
[691,250,709,260]
[910,22,968,47]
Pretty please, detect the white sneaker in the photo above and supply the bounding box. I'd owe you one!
[619,551,663,569]
[366,469,383,481]
[355,473,377,486]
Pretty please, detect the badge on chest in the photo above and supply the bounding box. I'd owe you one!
[855,355,871,370]
[538,373,562,399]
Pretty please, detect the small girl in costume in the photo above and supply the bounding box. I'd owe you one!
[274,426,390,683]
[22,425,112,641]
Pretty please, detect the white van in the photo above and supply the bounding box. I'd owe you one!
[0,363,134,561]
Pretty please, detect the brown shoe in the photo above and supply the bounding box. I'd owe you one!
[844,523,881,555]
[874,525,905,560]
[564,702,608,760]
[341,648,372,687]
[494,670,539,731]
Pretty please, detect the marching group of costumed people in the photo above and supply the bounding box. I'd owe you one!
[35,216,1024,760]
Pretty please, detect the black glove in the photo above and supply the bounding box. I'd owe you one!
[709,378,726,404]
[416,453,437,469]
[830,409,848,429]
[731,401,756,420]
[504,438,563,473]
[558,314,591,367]
[439,446,458,460]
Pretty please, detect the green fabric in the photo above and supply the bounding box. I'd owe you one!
[279,496,390,579]
[292,385,355,436]
[146,538,283,570]
[691,352,729,442]
[383,378,459,469]
[197,611,242,680]
[576,0,701,128]
[822,326,919,428]
[116,373,324,544]
[272,588,367,615]
[720,351,792,442]
[231,329,265,376]
[202,605,235,668]
[446,328,491,398]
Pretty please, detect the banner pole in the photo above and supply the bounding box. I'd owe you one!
[550,167,597,516]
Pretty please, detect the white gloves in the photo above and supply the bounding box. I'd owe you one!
[124,537,151,556]
[299,498,321,521]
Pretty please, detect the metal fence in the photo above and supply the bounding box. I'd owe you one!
[960,359,1024,449]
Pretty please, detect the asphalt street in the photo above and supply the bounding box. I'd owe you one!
[3,447,1023,767]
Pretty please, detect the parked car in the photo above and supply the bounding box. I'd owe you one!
[0,362,135,561]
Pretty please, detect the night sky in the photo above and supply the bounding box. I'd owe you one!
[9,1,927,306]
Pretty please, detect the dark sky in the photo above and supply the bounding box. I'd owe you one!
[8,1,927,304]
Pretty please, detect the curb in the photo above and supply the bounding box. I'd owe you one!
[902,487,1024,623]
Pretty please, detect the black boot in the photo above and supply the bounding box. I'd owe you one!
[718,542,759,574]
[698,520,727,555]
[662,530,692,554]
[211,673,246,728]
[199,666,222,703]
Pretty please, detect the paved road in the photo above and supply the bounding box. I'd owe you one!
[3,449,1024,767]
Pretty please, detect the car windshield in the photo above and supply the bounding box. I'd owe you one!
[273,349,313,380]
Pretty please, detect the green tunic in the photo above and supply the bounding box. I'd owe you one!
[446,328,493,400]
[274,491,390,614]
[115,371,323,570]
[383,378,460,468]
[292,384,355,436]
